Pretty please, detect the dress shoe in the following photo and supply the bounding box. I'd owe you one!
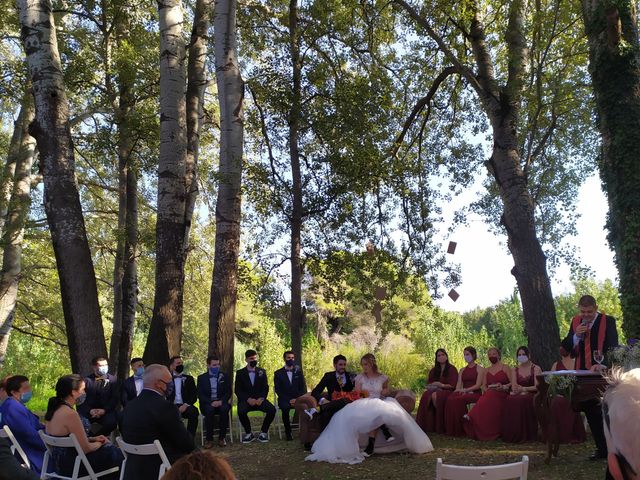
[589,450,607,460]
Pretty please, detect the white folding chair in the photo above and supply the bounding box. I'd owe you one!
[435,456,529,480]
[0,424,31,468]
[116,436,170,480]
[199,409,234,446]
[39,431,119,480]
[274,393,299,439]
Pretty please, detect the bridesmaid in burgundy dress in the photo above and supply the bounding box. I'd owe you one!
[464,347,511,440]
[548,346,586,444]
[501,346,542,443]
[444,346,484,436]
[416,349,458,434]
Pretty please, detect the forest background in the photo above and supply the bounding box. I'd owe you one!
[0,0,636,413]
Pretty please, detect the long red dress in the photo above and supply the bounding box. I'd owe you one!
[416,365,458,434]
[501,365,538,443]
[444,364,481,437]
[545,361,586,444]
[464,369,509,440]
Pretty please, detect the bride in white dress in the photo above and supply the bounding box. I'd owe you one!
[306,354,433,464]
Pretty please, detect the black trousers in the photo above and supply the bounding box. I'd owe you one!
[580,399,607,454]
[177,404,199,437]
[319,399,349,430]
[237,400,276,434]
[201,403,231,441]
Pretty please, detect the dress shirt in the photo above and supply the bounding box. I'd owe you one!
[134,377,143,395]
[248,369,256,386]
[173,375,184,404]
[209,375,218,401]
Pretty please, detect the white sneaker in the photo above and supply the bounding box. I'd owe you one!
[386,435,395,442]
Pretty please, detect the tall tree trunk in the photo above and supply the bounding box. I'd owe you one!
[18,0,108,374]
[288,0,304,366]
[395,0,559,368]
[582,0,640,339]
[0,93,31,234]
[144,0,188,365]
[209,0,244,377]
[109,4,139,379]
[0,97,35,369]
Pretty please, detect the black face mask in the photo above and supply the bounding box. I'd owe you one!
[249,360,257,368]
[175,365,184,374]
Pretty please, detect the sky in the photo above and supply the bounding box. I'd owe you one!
[434,174,618,312]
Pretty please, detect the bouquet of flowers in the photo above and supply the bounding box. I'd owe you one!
[545,374,577,400]
[610,339,640,371]
[331,390,369,402]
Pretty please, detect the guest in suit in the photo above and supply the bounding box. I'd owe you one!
[0,437,40,480]
[0,375,46,474]
[197,355,231,448]
[307,354,356,430]
[234,349,276,443]
[167,356,199,438]
[77,356,119,436]
[120,358,144,408]
[274,350,307,440]
[120,364,195,480]
[561,294,619,460]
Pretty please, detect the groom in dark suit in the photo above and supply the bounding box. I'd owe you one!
[235,349,276,443]
[197,355,231,448]
[274,350,307,440]
[309,354,355,429]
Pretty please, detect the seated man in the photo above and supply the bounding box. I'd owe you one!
[120,357,144,408]
[235,349,276,443]
[308,354,355,428]
[167,356,199,438]
[274,350,307,440]
[196,355,231,448]
[602,368,640,480]
[0,375,46,474]
[120,364,195,480]
[78,356,119,436]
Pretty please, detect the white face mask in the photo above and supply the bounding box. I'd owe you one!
[464,354,473,363]
[517,355,528,364]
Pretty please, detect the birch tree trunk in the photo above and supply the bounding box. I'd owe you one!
[288,0,304,366]
[395,0,559,368]
[0,97,35,369]
[144,0,188,365]
[18,0,108,373]
[209,0,244,376]
[582,0,640,339]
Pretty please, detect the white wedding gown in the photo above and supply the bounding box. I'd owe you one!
[305,397,434,464]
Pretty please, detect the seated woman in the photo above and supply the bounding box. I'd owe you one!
[306,353,433,464]
[501,346,541,443]
[444,346,484,436]
[44,374,122,480]
[354,353,393,456]
[548,346,586,444]
[464,347,511,440]
[416,348,458,434]
[0,375,47,474]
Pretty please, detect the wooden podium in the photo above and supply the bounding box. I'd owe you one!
[535,370,608,463]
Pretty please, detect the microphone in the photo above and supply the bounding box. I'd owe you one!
[578,317,588,340]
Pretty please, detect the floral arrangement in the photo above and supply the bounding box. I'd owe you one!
[331,390,368,402]
[545,374,577,401]
[610,339,640,371]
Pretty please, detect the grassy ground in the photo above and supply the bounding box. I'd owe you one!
[209,420,606,479]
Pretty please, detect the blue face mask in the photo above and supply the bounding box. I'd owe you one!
[20,391,33,404]
[97,366,109,376]
[134,367,144,378]
[209,366,220,376]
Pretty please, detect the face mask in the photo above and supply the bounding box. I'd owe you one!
[488,356,499,364]
[209,366,220,376]
[76,393,87,406]
[20,391,33,404]
[135,367,144,377]
[248,360,257,368]
[175,365,184,374]
[517,355,528,364]
[285,359,295,367]
[464,354,473,363]
[97,366,108,376]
